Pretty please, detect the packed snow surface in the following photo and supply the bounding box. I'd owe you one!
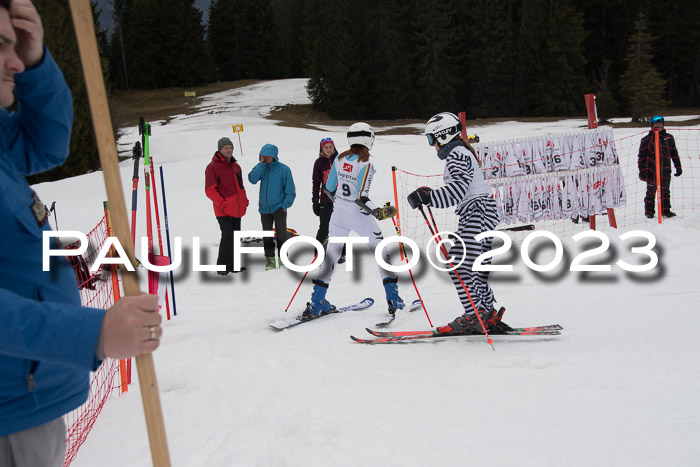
[34,79,700,466]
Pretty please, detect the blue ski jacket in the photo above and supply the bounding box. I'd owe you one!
[248,150,296,214]
[0,49,105,437]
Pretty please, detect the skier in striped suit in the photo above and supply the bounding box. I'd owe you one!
[407,112,503,333]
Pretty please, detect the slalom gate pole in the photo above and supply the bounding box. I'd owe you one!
[147,148,171,320]
[390,216,432,327]
[159,166,177,316]
[419,205,493,349]
[284,253,319,312]
[131,141,142,245]
[391,167,404,261]
[654,128,662,224]
[69,2,171,464]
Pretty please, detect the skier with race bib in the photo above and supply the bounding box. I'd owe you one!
[303,123,404,320]
[407,112,507,334]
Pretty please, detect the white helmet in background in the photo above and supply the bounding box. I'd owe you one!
[424,112,462,146]
[347,122,375,150]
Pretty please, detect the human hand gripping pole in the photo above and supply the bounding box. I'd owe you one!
[68,1,171,465]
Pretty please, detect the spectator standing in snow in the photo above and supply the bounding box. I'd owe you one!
[248,143,296,270]
[205,136,250,274]
[0,1,161,465]
[311,137,345,263]
[637,115,682,218]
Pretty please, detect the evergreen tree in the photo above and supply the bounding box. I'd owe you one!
[413,0,462,116]
[373,0,417,118]
[272,0,306,78]
[207,0,237,80]
[620,12,667,122]
[465,0,517,117]
[28,0,107,183]
[515,0,587,116]
[111,0,212,89]
[592,60,620,122]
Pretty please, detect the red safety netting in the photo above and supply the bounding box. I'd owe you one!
[393,127,699,244]
[62,216,122,467]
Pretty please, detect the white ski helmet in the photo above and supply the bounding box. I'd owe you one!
[424,112,462,146]
[347,122,375,150]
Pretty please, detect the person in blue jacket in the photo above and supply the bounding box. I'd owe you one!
[0,2,162,465]
[248,143,296,270]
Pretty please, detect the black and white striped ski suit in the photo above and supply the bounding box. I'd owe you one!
[428,141,501,314]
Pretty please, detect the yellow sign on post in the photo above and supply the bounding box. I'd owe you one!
[184,91,196,98]
[232,124,244,157]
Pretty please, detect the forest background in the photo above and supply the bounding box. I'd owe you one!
[31,0,700,182]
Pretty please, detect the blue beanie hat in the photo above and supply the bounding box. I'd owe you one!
[260,143,279,158]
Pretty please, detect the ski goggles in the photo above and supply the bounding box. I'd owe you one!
[320,137,334,144]
[651,116,664,125]
[426,134,437,146]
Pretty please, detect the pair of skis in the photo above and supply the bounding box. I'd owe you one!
[269,298,561,344]
[268,298,421,331]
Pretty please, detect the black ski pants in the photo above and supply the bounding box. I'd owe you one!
[261,208,288,258]
[216,216,242,272]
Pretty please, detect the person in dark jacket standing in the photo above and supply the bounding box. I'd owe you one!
[312,137,337,243]
[312,137,346,263]
[0,1,161,465]
[637,116,683,218]
[248,143,296,270]
[205,137,250,274]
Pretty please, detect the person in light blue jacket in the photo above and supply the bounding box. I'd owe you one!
[0,2,161,465]
[248,143,296,270]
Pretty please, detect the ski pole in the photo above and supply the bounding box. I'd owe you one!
[390,215,432,326]
[285,253,318,312]
[131,141,142,245]
[49,201,58,230]
[145,136,172,321]
[159,166,177,316]
[69,2,171,464]
[419,205,493,349]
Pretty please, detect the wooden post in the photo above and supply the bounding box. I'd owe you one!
[68,1,171,465]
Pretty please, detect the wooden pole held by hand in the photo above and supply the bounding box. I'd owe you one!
[68,1,171,465]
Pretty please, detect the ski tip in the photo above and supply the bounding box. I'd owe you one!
[350,335,373,344]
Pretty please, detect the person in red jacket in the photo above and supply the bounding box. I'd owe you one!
[205,137,250,274]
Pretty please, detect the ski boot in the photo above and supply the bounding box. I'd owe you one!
[437,309,489,334]
[302,280,335,319]
[383,277,405,316]
[265,256,276,271]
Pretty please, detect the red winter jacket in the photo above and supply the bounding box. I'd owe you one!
[205,152,249,218]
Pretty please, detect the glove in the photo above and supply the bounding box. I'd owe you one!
[312,201,320,216]
[407,186,432,209]
[372,203,397,221]
[675,167,682,177]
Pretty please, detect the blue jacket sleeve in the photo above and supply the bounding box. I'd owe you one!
[282,166,296,210]
[248,162,266,184]
[0,288,105,371]
[0,48,73,176]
